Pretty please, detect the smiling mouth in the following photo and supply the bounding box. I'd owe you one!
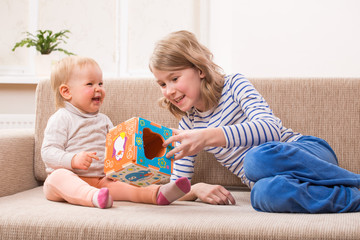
[92,97,101,102]
[174,95,185,103]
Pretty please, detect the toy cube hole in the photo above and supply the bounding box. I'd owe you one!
[143,128,166,159]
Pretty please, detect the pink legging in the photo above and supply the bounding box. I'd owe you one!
[43,168,160,207]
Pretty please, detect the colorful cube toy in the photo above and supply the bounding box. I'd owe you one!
[104,117,174,187]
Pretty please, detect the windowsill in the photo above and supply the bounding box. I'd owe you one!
[0,72,154,84]
[0,76,47,84]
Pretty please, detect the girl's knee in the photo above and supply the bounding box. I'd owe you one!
[250,177,274,211]
[250,175,294,212]
[244,142,283,181]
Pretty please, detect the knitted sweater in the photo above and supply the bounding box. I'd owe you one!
[41,102,113,177]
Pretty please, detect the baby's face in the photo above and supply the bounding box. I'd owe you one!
[67,64,105,114]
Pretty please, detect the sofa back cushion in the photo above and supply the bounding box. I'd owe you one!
[35,78,360,187]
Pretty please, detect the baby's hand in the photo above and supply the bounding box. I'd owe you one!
[71,151,99,170]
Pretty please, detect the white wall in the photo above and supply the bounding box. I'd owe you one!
[0,0,32,75]
[209,0,360,78]
[2,0,359,79]
[0,0,359,120]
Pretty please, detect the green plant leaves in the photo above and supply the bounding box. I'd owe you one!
[12,29,75,56]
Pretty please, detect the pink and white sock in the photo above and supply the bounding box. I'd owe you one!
[92,188,113,209]
[157,177,191,205]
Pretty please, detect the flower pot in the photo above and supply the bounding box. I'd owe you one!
[35,54,59,77]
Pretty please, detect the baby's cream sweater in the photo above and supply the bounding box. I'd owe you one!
[41,102,113,177]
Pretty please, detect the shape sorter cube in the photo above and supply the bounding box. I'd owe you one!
[104,117,175,187]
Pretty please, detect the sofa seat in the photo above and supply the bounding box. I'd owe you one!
[1,187,359,240]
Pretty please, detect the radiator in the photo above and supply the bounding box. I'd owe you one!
[0,114,36,129]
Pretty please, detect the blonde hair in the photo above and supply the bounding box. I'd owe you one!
[51,56,100,109]
[149,30,225,119]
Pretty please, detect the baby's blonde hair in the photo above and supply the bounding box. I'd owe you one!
[51,56,100,109]
[149,30,225,119]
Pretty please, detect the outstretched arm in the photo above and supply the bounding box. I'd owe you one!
[164,127,226,160]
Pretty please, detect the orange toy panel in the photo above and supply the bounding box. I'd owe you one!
[104,118,138,173]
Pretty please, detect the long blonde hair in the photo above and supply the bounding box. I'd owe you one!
[149,30,225,119]
[51,56,100,109]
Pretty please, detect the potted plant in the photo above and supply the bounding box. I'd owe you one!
[12,29,75,76]
[12,29,75,56]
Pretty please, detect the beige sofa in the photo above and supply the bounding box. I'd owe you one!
[1,77,360,239]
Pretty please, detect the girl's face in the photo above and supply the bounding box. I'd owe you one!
[64,64,105,114]
[153,67,206,112]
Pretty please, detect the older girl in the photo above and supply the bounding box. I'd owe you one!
[149,30,360,213]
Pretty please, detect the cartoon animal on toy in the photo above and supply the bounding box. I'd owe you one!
[125,170,153,182]
[112,132,127,161]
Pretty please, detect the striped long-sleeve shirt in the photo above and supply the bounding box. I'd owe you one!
[171,73,302,188]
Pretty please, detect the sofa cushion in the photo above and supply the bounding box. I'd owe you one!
[0,187,359,239]
[0,129,38,197]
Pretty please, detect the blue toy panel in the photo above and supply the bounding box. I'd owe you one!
[135,117,174,175]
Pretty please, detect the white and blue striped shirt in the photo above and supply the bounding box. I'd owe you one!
[171,74,302,188]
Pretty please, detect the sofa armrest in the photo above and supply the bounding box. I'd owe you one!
[0,129,39,197]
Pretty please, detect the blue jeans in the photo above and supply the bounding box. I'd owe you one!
[244,136,360,213]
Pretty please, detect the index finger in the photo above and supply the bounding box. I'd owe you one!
[163,135,182,148]
[163,129,181,147]
[220,188,236,205]
[171,128,180,134]
[88,152,99,161]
